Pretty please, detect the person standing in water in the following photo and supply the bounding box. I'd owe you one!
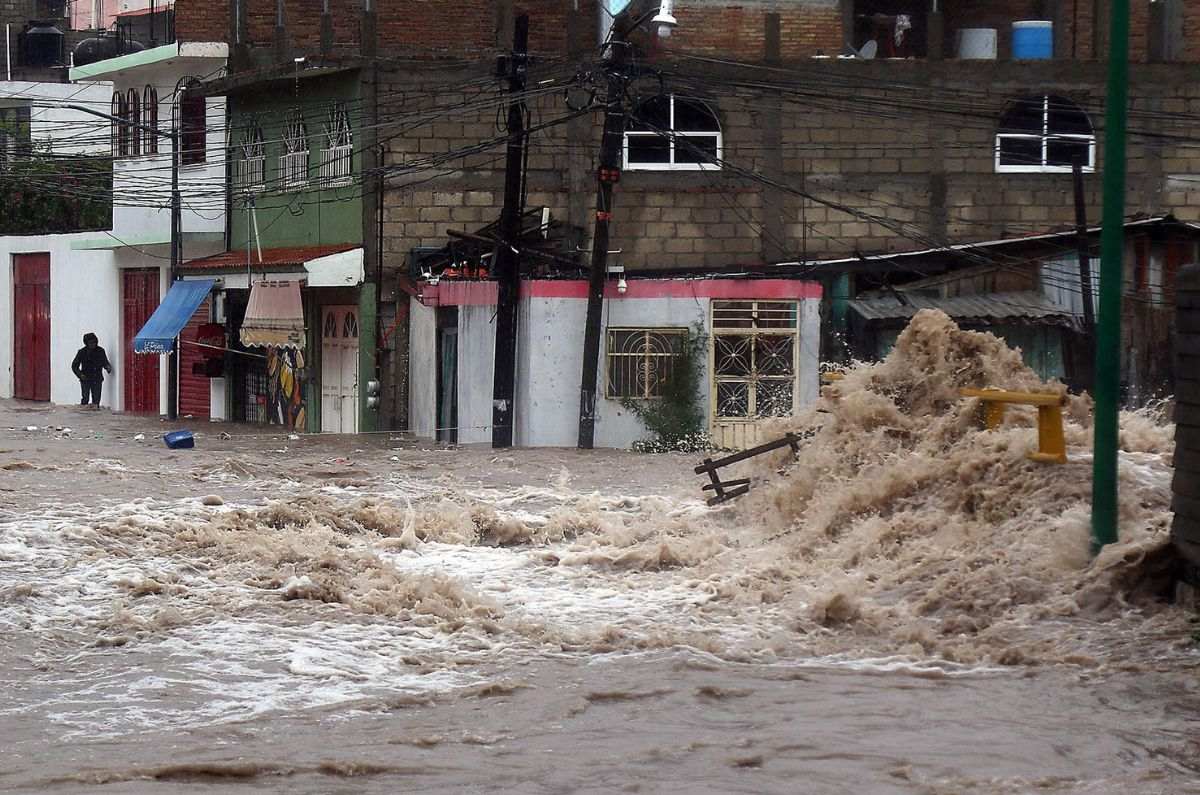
[71,332,112,409]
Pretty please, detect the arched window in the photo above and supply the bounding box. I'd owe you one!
[126,87,141,156]
[281,109,309,189]
[111,90,130,157]
[174,81,207,166]
[319,102,353,187]
[624,94,722,171]
[143,85,159,155]
[995,95,1095,173]
[342,311,358,339]
[236,119,265,193]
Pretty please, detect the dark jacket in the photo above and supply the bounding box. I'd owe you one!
[72,346,112,381]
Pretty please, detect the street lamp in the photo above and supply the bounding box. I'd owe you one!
[577,1,678,449]
[650,0,677,37]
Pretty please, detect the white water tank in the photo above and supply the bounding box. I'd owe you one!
[956,28,998,59]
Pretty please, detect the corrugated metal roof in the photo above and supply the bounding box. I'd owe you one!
[849,291,1080,326]
[181,244,359,271]
[781,215,1179,268]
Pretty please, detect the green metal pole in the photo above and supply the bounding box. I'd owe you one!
[1091,0,1130,553]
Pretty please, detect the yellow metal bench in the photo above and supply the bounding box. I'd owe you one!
[959,388,1068,464]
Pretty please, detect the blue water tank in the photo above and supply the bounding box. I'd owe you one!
[1012,20,1053,60]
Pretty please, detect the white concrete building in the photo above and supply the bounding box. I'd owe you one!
[1,43,227,414]
[67,41,228,417]
[409,278,822,449]
[0,81,115,406]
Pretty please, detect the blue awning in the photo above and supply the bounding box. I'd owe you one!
[133,279,215,354]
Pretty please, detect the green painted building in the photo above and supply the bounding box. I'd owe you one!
[188,67,377,434]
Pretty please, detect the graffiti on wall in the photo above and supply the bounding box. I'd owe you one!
[267,347,306,430]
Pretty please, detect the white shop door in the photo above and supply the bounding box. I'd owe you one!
[321,305,360,434]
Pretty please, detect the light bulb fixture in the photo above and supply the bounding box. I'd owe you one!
[617,277,628,294]
[651,0,676,38]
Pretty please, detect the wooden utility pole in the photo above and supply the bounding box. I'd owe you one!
[491,14,529,448]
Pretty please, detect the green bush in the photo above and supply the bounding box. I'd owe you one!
[0,148,112,235]
[622,327,711,453]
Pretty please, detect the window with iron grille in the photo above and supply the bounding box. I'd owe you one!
[606,328,687,399]
[235,120,265,193]
[280,110,309,189]
[319,103,353,188]
[711,301,798,420]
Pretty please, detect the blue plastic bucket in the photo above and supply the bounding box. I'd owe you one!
[163,430,195,449]
[1012,20,1053,60]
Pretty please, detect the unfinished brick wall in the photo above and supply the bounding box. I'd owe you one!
[176,0,1200,63]
[666,3,842,58]
[376,56,1200,274]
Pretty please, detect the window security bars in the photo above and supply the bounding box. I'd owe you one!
[281,110,309,189]
[319,103,353,188]
[606,328,687,399]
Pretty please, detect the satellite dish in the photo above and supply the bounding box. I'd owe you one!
[858,39,878,59]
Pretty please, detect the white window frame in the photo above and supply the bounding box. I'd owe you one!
[319,103,353,188]
[995,95,1095,174]
[236,120,265,194]
[280,111,309,190]
[623,95,722,172]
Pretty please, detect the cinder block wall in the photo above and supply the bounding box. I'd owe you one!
[377,57,1200,272]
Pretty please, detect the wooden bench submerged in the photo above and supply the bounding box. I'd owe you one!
[695,432,805,505]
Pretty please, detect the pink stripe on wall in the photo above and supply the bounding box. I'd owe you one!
[423,278,822,306]
[421,280,499,306]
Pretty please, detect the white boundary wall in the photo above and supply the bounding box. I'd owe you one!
[0,235,120,408]
[409,279,822,449]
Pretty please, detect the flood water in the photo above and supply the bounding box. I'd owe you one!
[2,313,1199,793]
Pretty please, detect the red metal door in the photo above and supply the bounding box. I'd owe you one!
[122,269,160,414]
[13,254,51,402]
[178,298,211,418]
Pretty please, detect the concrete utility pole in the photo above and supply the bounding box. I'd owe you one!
[491,14,529,449]
[1072,157,1095,390]
[1091,0,1130,553]
[168,89,181,421]
[577,0,675,449]
[577,17,631,450]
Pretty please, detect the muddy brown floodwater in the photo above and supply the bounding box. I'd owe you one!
[2,312,1200,794]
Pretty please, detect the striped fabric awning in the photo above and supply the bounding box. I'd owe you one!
[240,280,305,349]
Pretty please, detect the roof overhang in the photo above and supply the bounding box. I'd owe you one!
[70,42,229,82]
[198,61,361,97]
[181,245,363,286]
[849,291,1081,328]
[70,231,224,251]
[778,215,1197,274]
